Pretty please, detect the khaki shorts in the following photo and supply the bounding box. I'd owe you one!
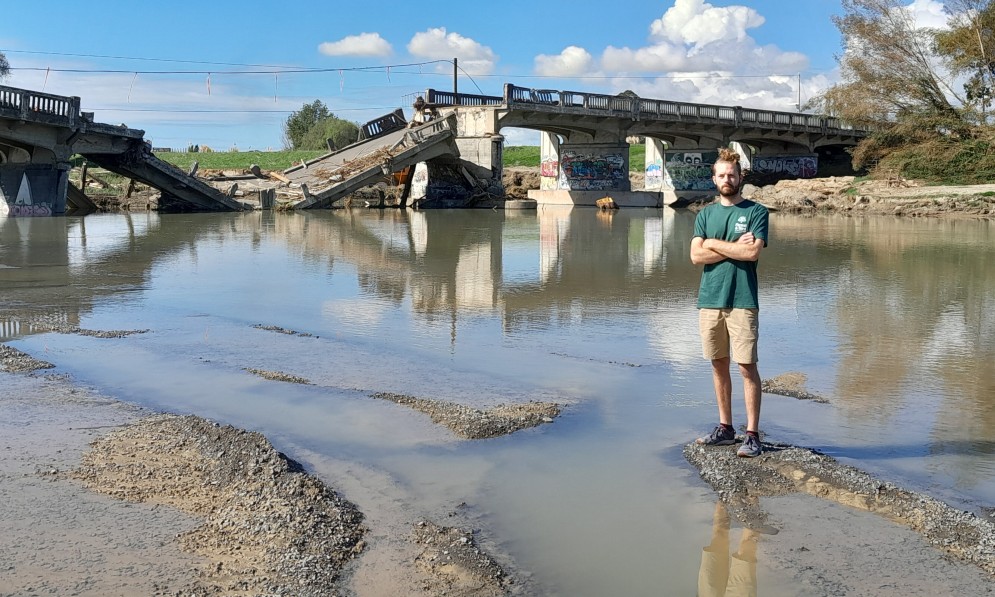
[699,308,759,364]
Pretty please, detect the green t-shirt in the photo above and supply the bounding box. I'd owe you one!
[693,199,769,309]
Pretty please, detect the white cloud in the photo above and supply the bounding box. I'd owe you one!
[407,27,497,74]
[650,0,765,48]
[318,33,392,57]
[601,43,711,72]
[905,0,950,29]
[534,46,593,77]
[531,0,817,113]
[501,127,541,146]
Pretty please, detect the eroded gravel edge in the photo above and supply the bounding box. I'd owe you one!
[683,439,995,577]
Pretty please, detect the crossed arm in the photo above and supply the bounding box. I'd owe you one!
[690,232,764,265]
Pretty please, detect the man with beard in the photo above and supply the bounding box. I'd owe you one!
[690,148,769,458]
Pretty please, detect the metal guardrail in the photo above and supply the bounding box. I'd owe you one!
[358,108,407,141]
[427,90,504,107]
[0,85,82,127]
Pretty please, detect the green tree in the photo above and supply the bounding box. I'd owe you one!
[810,0,995,180]
[0,52,10,81]
[816,0,961,129]
[283,100,330,149]
[298,116,360,151]
[282,100,359,150]
[936,0,995,124]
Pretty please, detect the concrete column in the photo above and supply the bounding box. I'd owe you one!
[644,138,665,191]
[539,131,560,191]
[730,141,753,171]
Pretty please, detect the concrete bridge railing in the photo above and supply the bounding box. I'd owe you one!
[426,85,861,136]
[0,87,82,128]
[502,84,859,135]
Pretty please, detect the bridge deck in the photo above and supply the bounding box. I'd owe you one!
[286,116,460,209]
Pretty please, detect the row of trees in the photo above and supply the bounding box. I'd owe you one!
[282,100,360,151]
[816,0,995,182]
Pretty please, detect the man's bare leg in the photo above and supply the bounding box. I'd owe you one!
[739,363,762,432]
[711,357,733,426]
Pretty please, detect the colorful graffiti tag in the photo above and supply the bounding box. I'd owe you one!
[540,159,559,177]
[0,172,55,217]
[644,161,663,190]
[752,155,818,178]
[663,151,717,191]
[558,150,626,191]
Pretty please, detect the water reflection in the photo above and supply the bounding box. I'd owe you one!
[2,210,994,503]
[4,209,995,594]
[697,502,759,597]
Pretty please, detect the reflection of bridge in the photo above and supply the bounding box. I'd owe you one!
[0,85,244,216]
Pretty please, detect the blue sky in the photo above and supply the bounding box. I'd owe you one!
[0,0,949,150]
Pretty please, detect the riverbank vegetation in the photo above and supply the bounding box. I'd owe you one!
[814,0,995,184]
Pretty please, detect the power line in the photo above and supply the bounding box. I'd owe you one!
[0,48,296,69]
[2,47,824,80]
[9,61,453,76]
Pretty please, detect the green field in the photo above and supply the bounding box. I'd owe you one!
[153,145,649,172]
[155,150,327,172]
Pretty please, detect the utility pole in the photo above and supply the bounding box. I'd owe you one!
[453,57,458,105]
[797,73,801,112]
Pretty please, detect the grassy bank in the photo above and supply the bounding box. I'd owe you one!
[152,145,648,172]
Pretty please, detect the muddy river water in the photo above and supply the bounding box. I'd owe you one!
[1,207,993,595]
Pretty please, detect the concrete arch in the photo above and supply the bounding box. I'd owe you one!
[641,133,727,151]
[495,121,599,144]
[0,142,32,164]
[732,136,814,155]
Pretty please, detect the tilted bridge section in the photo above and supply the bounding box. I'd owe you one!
[0,85,243,215]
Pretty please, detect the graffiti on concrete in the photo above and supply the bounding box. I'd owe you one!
[0,172,54,217]
[558,150,626,191]
[752,155,818,178]
[540,159,559,178]
[645,160,663,190]
[663,151,717,191]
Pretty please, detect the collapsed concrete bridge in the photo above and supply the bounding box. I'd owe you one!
[0,82,868,215]
[0,85,244,215]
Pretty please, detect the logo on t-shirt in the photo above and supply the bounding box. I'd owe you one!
[734,216,748,234]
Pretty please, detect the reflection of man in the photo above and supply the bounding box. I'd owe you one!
[698,501,759,597]
[691,148,769,458]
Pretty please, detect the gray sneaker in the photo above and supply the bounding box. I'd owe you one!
[737,433,762,458]
[696,425,736,446]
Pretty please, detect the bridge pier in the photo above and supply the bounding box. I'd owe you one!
[529,131,662,208]
[0,159,70,217]
[404,109,505,207]
[736,142,819,183]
